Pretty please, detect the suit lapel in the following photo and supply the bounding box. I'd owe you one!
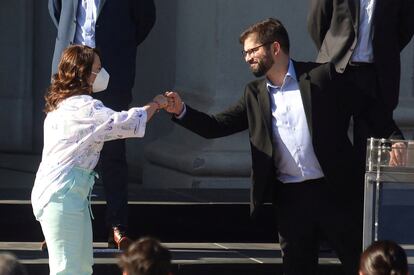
[73,0,79,16]
[257,80,272,139]
[294,61,313,137]
[347,0,360,27]
[97,0,107,18]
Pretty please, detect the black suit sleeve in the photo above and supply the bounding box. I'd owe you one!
[307,0,333,49]
[398,0,414,51]
[172,95,248,139]
[48,0,61,28]
[131,0,156,46]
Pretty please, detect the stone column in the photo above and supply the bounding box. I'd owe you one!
[143,0,252,188]
[0,1,34,152]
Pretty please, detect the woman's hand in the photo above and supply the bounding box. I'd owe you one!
[152,94,168,109]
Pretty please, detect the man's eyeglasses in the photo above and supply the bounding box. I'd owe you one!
[242,41,275,57]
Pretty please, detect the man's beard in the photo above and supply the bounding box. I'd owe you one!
[250,55,274,77]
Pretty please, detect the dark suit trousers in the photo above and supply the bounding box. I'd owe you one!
[275,179,360,275]
[93,92,132,228]
[340,65,398,231]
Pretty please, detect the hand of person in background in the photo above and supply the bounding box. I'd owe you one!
[389,142,407,167]
[164,91,184,115]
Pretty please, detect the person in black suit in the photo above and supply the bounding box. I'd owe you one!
[163,18,390,275]
[48,0,156,249]
[307,0,414,112]
[307,0,413,236]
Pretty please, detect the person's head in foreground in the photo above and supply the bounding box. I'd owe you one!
[119,237,172,275]
[0,253,28,275]
[359,240,409,275]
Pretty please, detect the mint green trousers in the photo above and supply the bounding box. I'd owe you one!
[38,167,96,275]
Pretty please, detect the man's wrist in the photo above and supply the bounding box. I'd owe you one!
[175,102,184,115]
[175,102,186,119]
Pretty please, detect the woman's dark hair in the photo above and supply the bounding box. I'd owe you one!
[239,18,290,54]
[44,45,100,113]
[360,240,408,275]
[118,237,172,275]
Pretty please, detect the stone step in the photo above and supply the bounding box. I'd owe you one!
[0,186,276,243]
[0,201,277,243]
[1,242,345,275]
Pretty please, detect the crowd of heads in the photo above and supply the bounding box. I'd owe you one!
[3,238,410,275]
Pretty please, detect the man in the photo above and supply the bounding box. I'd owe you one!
[308,0,414,111]
[307,0,413,232]
[48,0,156,249]
[164,18,373,275]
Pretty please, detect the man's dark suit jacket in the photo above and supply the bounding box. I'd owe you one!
[307,0,414,110]
[49,0,156,94]
[173,61,360,216]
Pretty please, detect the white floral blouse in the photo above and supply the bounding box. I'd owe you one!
[31,95,147,218]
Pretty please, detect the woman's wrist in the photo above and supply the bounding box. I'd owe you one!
[149,101,161,112]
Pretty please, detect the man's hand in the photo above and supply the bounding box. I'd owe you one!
[164,91,184,115]
[389,142,407,167]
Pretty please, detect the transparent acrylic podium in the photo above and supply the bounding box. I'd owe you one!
[364,138,414,270]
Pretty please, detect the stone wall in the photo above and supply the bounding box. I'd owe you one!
[0,0,413,186]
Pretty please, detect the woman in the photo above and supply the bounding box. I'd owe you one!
[31,45,167,275]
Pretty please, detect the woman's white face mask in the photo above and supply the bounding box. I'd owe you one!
[91,68,110,93]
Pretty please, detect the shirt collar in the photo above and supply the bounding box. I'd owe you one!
[266,59,297,92]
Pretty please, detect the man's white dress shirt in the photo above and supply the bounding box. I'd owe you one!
[351,0,376,62]
[268,60,324,183]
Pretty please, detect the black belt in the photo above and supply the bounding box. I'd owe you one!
[348,61,374,67]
